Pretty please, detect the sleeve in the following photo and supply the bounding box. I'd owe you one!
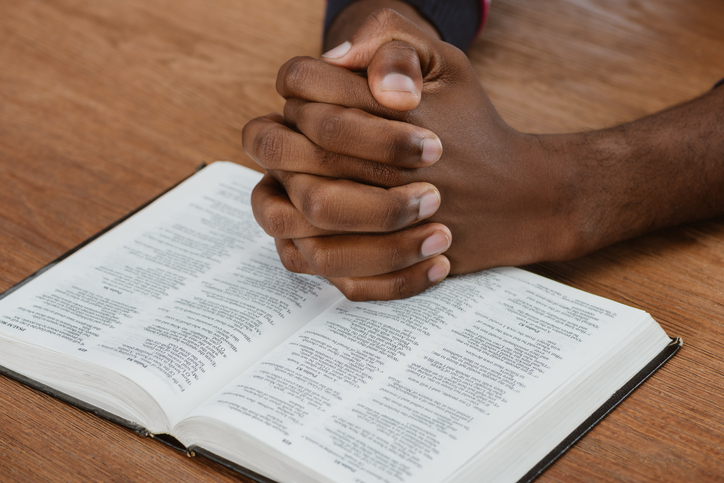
[324,0,489,52]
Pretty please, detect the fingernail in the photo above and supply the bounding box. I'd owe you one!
[427,259,450,283]
[322,41,351,59]
[421,137,442,165]
[418,189,440,220]
[380,73,417,93]
[421,231,450,258]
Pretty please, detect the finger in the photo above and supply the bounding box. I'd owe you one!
[366,40,423,111]
[272,170,441,232]
[275,237,313,274]
[283,10,469,113]
[242,114,406,186]
[328,255,451,301]
[275,223,452,278]
[251,173,331,238]
[284,99,441,168]
[276,235,451,301]
[321,8,442,74]
[277,56,397,119]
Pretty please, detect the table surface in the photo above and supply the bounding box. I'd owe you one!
[1,0,723,481]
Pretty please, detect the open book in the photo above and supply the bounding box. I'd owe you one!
[0,162,679,483]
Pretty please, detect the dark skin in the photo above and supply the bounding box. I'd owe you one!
[243,2,724,301]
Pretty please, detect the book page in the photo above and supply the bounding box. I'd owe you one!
[178,267,668,483]
[0,162,342,430]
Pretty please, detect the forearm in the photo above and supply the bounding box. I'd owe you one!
[547,85,724,255]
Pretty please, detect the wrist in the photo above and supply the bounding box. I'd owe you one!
[537,122,700,260]
[534,130,638,260]
[324,0,441,51]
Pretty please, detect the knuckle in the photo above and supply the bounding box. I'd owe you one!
[336,278,367,302]
[260,205,290,238]
[337,273,412,302]
[389,273,410,300]
[379,40,418,67]
[283,98,305,125]
[241,118,265,155]
[391,39,417,56]
[302,184,335,227]
[378,201,407,232]
[254,127,285,168]
[368,8,399,29]
[277,242,306,273]
[319,115,344,148]
[386,246,404,270]
[278,56,314,97]
[306,243,338,276]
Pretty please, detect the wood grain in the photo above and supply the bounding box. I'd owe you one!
[1,0,722,481]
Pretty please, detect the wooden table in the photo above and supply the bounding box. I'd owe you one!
[1,0,722,481]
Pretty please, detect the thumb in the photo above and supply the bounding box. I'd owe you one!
[368,40,423,111]
[321,9,438,111]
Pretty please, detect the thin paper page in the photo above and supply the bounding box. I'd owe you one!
[0,162,342,429]
[183,267,664,483]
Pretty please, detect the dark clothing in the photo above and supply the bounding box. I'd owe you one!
[324,0,485,51]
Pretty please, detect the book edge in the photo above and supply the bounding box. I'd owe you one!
[516,336,683,483]
[0,334,681,483]
[190,446,280,483]
[0,326,683,483]
[0,360,283,482]
[0,363,149,436]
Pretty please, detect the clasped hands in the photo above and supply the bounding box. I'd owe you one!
[243,10,584,301]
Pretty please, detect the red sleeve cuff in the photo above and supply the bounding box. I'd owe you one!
[476,0,491,38]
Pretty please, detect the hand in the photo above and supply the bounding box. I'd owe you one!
[244,9,724,300]
[244,9,576,300]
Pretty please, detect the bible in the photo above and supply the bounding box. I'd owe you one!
[0,161,680,483]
